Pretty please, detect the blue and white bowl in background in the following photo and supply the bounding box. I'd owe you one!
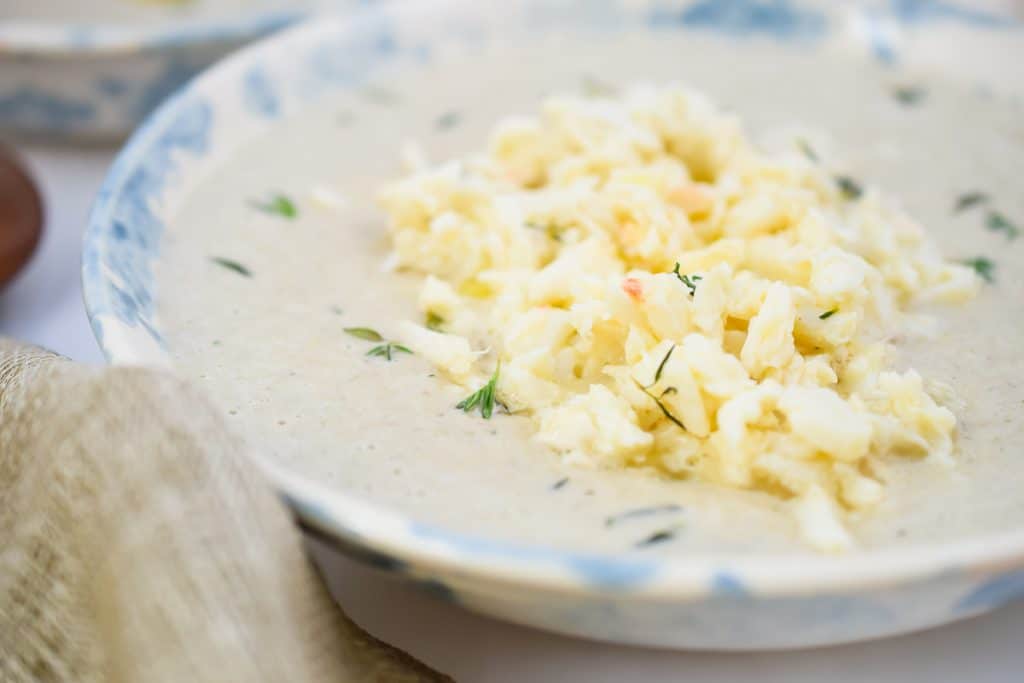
[0,0,361,140]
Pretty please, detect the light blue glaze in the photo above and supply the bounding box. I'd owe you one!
[651,0,828,41]
[243,66,281,118]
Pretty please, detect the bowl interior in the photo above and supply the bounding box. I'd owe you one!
[84,0,1024,596]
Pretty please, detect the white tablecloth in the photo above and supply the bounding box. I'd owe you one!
[3,143,1021,683]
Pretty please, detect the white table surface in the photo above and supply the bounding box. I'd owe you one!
[4,143,1023,682]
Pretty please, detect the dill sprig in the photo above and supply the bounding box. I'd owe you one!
[892,85,927,106]
[960,257,995,283]
[796,138,819,162]
[652,344,676,385]
[605,504,683,528]
[366,342,412,361]
[344,327,383,342]
[211,257,251,277]
[986,211,1020,241]
[345,327,412,361]
[634,379,686,431]
[457,363,503,419]
[835,175,863,201]
[635,528,679,548]
[954,191,989,213]
[249,193,297,219]
[671,263,702,296]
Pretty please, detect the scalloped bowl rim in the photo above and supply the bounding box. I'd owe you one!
[82,2,1024,601]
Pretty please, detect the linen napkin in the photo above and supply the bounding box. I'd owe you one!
[0,339,451,682]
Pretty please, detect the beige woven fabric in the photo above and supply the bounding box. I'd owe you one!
[0,340,451,683]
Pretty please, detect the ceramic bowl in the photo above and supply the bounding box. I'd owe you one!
[0,0,343,140]
[83,0,1024,649]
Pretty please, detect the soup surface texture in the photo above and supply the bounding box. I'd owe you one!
[157,33,1024,556]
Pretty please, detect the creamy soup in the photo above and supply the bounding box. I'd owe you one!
[157,32,1024,556]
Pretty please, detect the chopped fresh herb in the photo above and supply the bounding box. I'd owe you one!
[367,342,413,361]
[954,191,989,213]
[819,308,838,320]
[652,344,676,385]
[986,211,1020,240]
[671,262,702,296]
[552,477,570,491]
[605,504,684,527]
[892,85,927,106]
[211,257,251,277]
[634,380,686,432]
[961,256,996,283]
[457,363,503,419]
[345,327,412,361]
[360,85,399,105]
[835,175,863,201]
[249,193,298,219]
[330,306,344,315]
[344,327,383,342]
[635,528,678,548]
[581,75,618,98]
[436,111,460,130]
[525,220,565,242]
[796,138,819,162]
[426,311,446,331]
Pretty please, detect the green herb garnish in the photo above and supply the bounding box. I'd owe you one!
[367,342,413,361]
[634,380,686,432]
[671,263,702,296]
[892,85,927,106]
[796,138,818,162]
[345,327,413,361]
[457,363,503,419]
[211,257,251,277]
[606,504,684,528]
[954,191,989,213]
[635,528,678,548]
[249,193,298,219]
[819,308,838,320]
[835,176,863,200]
[652,344,676,384]
[426,311,446,331]
[961,257,996,283]
[436,111,460,130]
[986,211,1020,241]
[552,477,570,490]
[344,327,384,342]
